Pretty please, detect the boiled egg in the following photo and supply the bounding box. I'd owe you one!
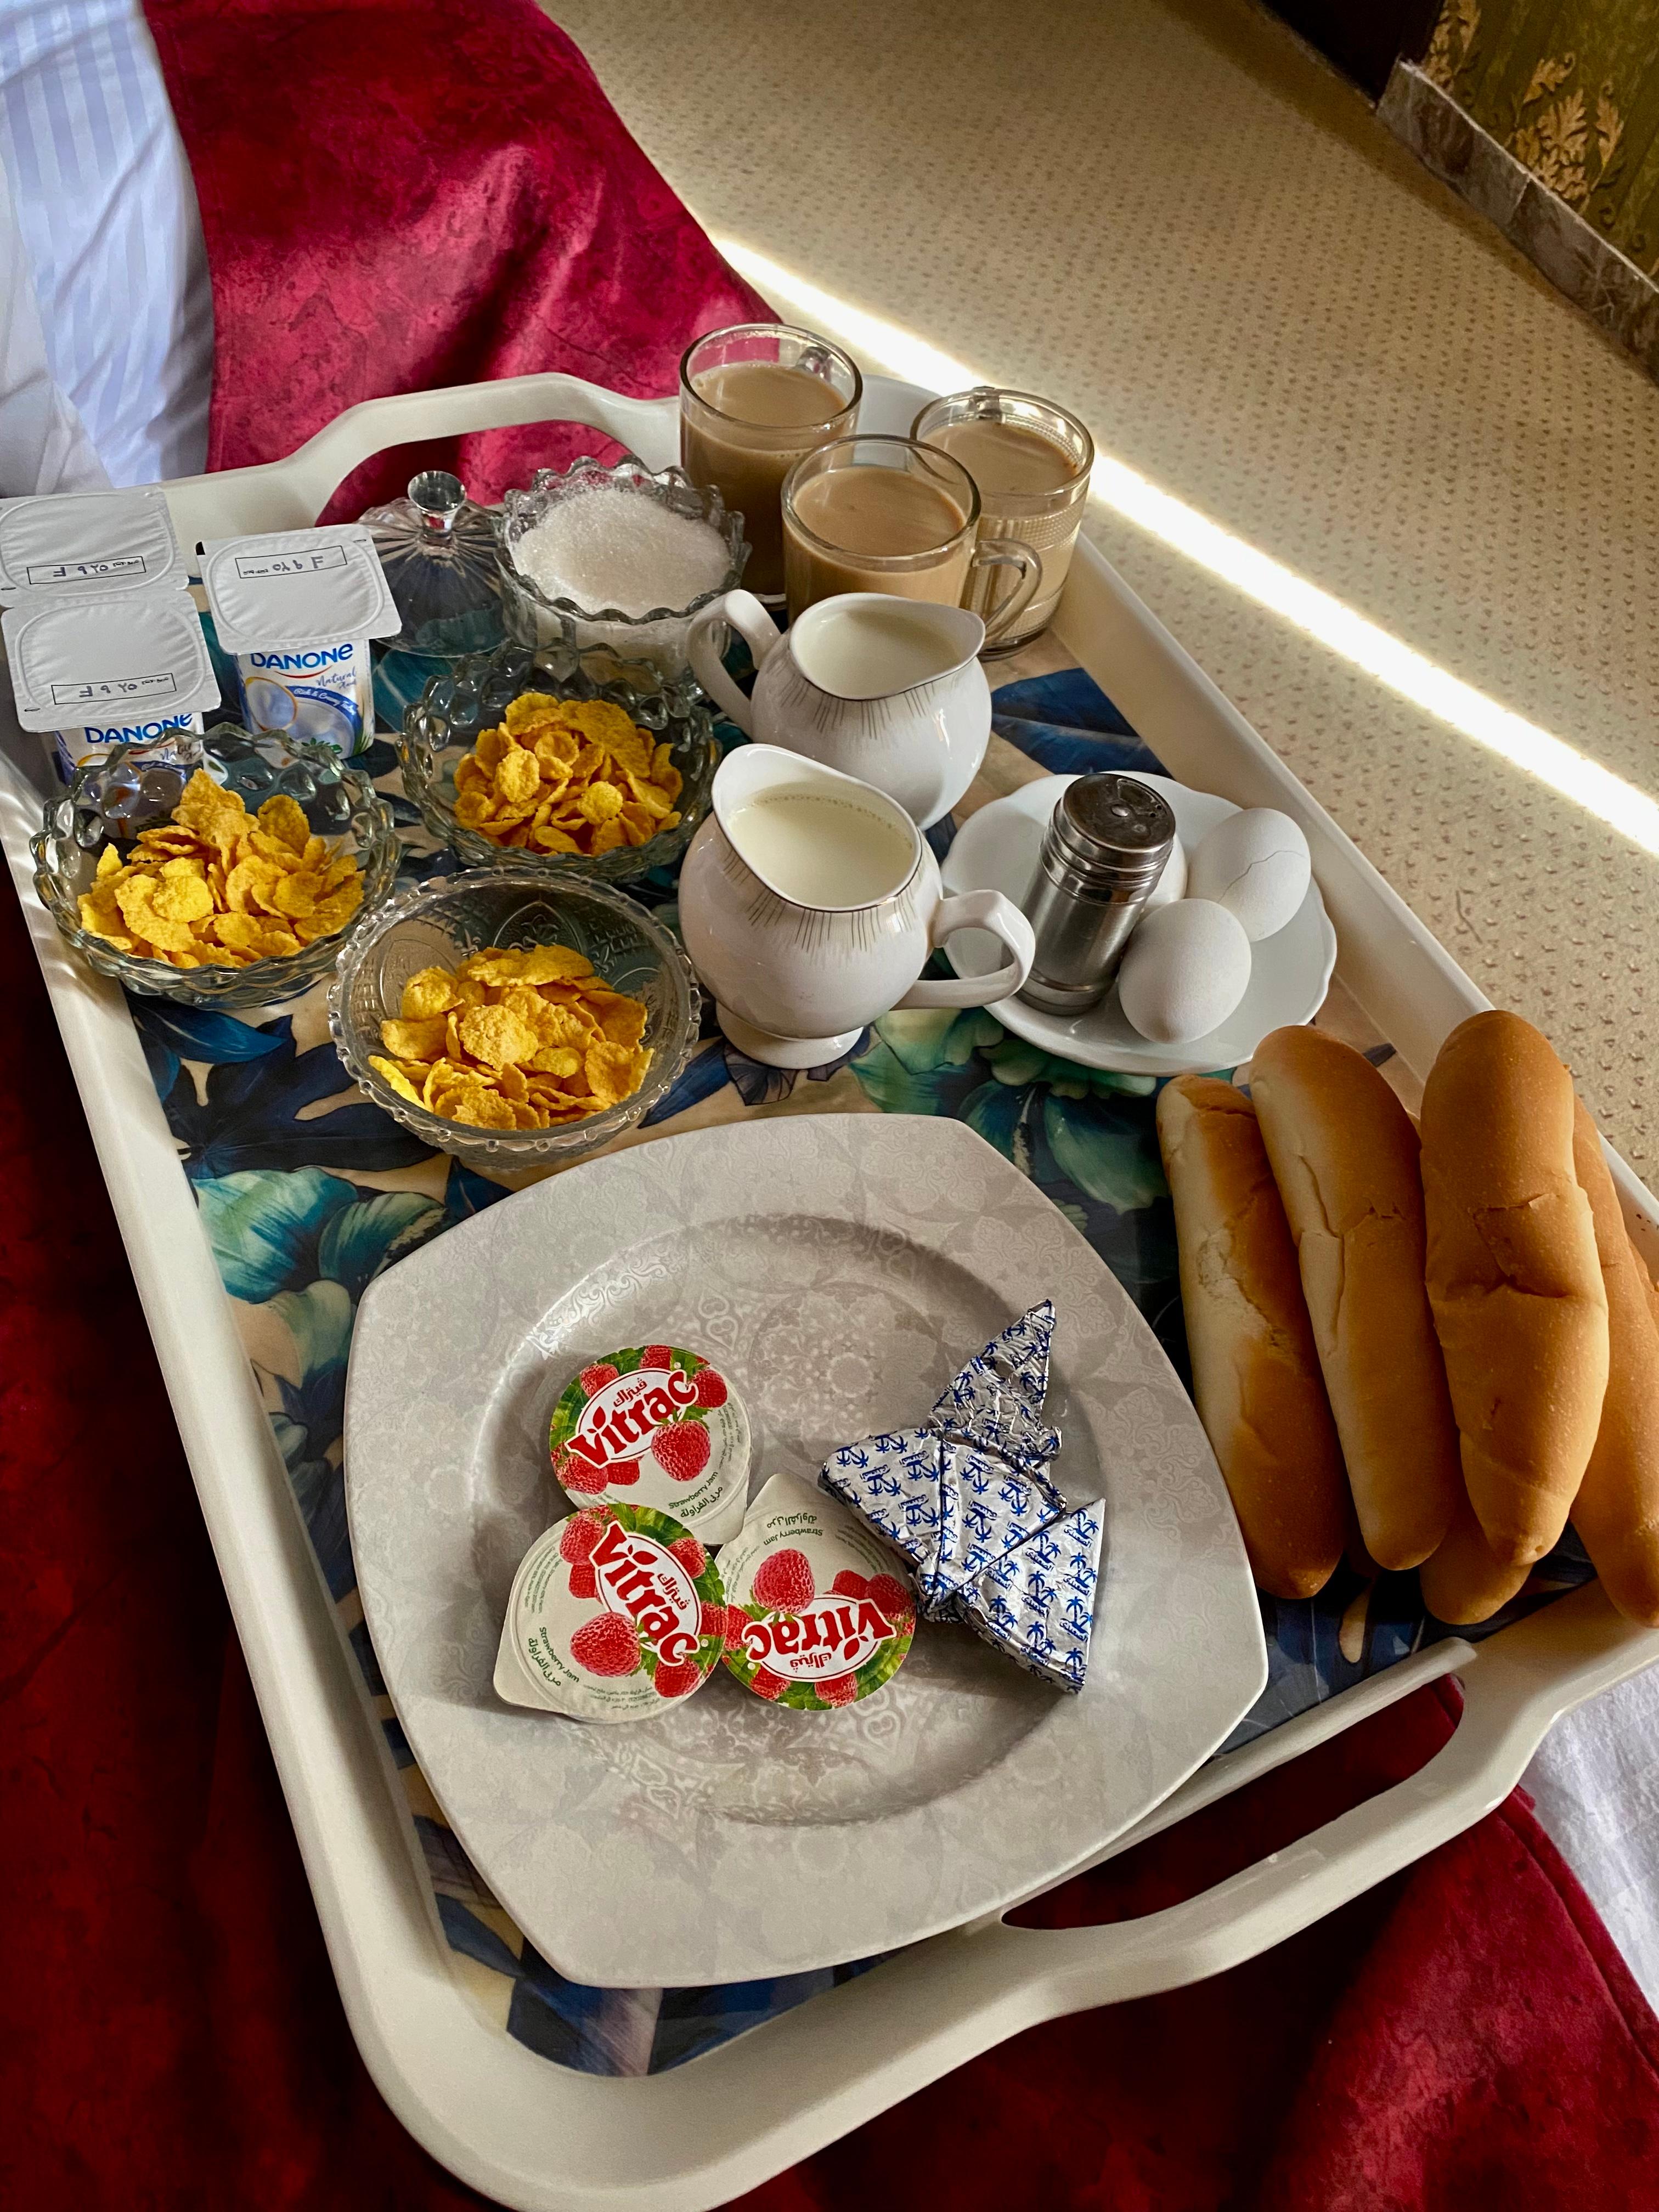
[1186,809,1310,942]
[1116,899,1251,1043]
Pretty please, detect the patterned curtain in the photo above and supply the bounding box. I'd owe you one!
[1424,0,1659,269]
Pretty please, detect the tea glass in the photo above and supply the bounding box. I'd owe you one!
[911,388,1093,654]
[780,436,1040,642]
[679,323,861,601]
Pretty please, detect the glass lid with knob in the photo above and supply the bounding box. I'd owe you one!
[359,471,506,661]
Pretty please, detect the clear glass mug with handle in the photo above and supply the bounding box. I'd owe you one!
[679,323,862,602]
[911,388,1093,655]
[780,435,1040,645]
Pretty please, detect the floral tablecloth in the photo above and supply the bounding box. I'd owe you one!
[123,654,1593,2077]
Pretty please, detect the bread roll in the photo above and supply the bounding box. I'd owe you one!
[1156,1075,1347,1598]
[1418,1491,1531,1626]
[1570,1103,1659,1624]
[1631,1235,1659,1336]
[1250,1025,1462,1570]
[1419,1012,1608,1566]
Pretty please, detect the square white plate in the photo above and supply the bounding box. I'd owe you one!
[343,1115,1266,1988]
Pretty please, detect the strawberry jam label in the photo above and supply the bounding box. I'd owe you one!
[719,1473,916,1712]
[494,1502,728,1723]
[549,1346,751,1543]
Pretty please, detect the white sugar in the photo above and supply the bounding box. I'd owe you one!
[512,488,730,618]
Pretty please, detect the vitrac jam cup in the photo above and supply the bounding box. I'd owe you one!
[548,1345,751,1543]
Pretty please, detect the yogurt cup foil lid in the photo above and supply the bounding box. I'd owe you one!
[718,1472,916,1710]
[1,588,219,735]
[494,1503,729,1723]
[200,525,400,652]
[549,1346,751,1544]
[0,486,188,604]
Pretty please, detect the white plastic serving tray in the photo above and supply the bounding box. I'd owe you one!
[3,369,1657,2212]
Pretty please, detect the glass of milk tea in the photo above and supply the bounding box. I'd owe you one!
[680,323,861,601]
[911,388,1093,654]
[780,435,1040,640]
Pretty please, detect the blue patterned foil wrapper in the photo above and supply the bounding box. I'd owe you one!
[957,1503,1105,1692]
[822,1304,1105,1678]
[929,1296,1060,1473]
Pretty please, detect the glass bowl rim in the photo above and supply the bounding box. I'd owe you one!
[327,864,701,1155]
[397,640,718,881]
[496,454,750,628]
[31,727,401,1000]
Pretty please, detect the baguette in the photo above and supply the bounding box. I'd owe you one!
[1156,1075,1348,1598]
[1570,1103,1659,1624]
[1418,1491,1531,1626]
[1250,1026,1461,1570]
[1419,1012,1608,1566]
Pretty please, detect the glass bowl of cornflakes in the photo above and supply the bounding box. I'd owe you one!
[31,726,400,1008]
[329,866,701,1171]
[399,640,718,884]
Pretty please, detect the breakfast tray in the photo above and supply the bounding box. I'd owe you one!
[4,370,1658,2212]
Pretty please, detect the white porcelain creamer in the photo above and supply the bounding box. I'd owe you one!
[686,589,991,829]
[677,744,1034,1066]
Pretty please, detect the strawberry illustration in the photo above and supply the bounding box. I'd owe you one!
[651,1420,712,1484]
[816,1673,859,1707]
[559,1513,603,1565]
[640,1344,673,1369]
[691,1364,729,1409]
[556,1449,608,1497]
[651,1659,703,1699]
[752,1549,814,1612]
[578,1362,619,1395]
[606,1460,641,1487]
[698,1599,726,1640]
[830,1570,869,1599]
[866,1573,913,1624]
[569,1613,640,1677]
[749,1666,785,1701]
[719,1606,750,1650]
[670,1533,708,1578]
[567,1561,597,1601]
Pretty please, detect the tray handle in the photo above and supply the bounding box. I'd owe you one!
[160,371,682,544]
[866,1584,1658,2036]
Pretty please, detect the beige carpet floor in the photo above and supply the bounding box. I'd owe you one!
[547,0,1659,1181]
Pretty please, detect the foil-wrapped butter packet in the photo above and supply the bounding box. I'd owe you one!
[820,1300,1107,1692]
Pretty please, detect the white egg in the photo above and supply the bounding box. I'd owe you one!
[1141,828,1188,911]
[1187,808,1311,941]
[1116,899,1252,1044]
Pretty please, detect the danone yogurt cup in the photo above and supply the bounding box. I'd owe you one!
[0,485,188,603]
[549,1346,751,1544]
[719,1473,917,1710]
[494,1502,728,1722]
[1,586,218,780]
[200,525,399,758]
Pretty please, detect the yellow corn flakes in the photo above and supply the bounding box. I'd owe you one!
[370,944,652,1132]
[76,770,364,971]
[450,691,685,857]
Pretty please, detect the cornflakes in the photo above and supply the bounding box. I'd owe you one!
[450,692,685,857]
[371,943,652,1133]
[76,770,364,970]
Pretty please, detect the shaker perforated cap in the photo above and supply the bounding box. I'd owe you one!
[1057,772,1176,856]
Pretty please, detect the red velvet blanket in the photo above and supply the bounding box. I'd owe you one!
[7,2,1659,2200]
[142,0,769,514]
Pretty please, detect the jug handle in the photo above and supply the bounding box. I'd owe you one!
[898,890,1035,1008]
[686,589,782,734]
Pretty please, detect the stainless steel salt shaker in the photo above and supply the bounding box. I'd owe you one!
[1018,774,1177,1013]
